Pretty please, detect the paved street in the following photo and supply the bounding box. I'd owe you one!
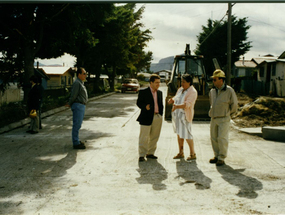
[0,84,285,214]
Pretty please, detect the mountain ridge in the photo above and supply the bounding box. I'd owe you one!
[150,55,174,72]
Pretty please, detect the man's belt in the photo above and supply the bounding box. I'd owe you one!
[75,102,86,105]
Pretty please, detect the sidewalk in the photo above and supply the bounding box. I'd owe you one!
[0,92,116,134]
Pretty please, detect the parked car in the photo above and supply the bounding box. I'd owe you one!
[121,78,140,93]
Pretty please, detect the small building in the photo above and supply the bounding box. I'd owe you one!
[89,74,110,89]
[39,66,76,89]
[0,82,21,105]
[137,72,152,82]
[34,68,50,89]
[256,55,285,96]
[154,70,171,82]
[252,56,278,83]
[236,53,285,96]
[233,58,257,78]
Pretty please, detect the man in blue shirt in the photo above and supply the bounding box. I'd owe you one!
[66,68,88,149]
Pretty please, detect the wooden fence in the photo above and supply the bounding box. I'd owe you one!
[240,80,270,96]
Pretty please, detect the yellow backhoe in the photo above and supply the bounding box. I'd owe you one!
[164,44,212,121]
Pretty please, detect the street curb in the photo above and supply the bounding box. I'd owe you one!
[231,120,285,142]
[230,120,262,137]
[262,126,285,142]
[0,92,116,134]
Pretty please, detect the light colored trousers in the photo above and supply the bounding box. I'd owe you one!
[29,110,39,132]
[139,114,162,157]
[210,116,230,161]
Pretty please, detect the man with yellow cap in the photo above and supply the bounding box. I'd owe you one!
[208,69,238,166]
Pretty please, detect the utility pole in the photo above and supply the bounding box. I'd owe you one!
[227,3,232,85]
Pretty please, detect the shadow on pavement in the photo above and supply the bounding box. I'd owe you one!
[216,165,263,199]
[0,118,114,214]
[136,159,168,191]
[0,139,78,214]
[175,159,212,189]
[84,94,137,119]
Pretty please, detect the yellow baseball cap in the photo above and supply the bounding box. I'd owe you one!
[211,69,226,78]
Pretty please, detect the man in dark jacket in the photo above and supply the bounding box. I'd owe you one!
[137,74,163,162]
[27,75,41,134]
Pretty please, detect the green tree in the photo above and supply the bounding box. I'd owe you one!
[0,3,113,97]
[133,50,153,74]
[195,15,252,77]
[95,3,152,91]
[65,4,113,69]
[70,4,115,93]
[0,4,70,99]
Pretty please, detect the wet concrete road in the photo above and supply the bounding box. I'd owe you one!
[0,84,285,214]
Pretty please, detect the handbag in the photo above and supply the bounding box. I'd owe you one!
[29,109,37,118]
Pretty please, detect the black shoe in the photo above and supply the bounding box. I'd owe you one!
[73,143,86,149]
[146,154,158,159]
[139,157,145,162]
[30,131,38,134]
[209,157,218,164]
[216,160,225,166]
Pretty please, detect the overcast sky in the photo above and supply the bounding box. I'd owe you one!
[37,3,285,65]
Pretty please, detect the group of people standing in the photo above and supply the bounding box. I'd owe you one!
[45,66,237,167]
[136,69,238,166]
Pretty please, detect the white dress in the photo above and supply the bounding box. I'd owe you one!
[172,88,193,140]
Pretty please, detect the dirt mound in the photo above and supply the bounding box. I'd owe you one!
[232,93,285,128]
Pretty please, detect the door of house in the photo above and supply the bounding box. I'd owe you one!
[266,64,271,83]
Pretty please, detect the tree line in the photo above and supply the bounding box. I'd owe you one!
[0,3,153,99]
[0,2,252,101]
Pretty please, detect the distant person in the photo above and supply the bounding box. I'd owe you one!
[26,75,41,134]
[168,74,198,161]
[208,69,238,166]
[136,74,163,162]
[66,68,88,149]
[36,76,44,129]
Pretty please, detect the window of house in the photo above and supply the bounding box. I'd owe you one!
[272,63,276,76]
[61,76,66,85]
[260,67,264,77]
[245,68,251,77]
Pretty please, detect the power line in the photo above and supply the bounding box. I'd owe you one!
[198,13,227,47]
[198,3,235,48]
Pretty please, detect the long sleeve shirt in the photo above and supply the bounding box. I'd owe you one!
[150,85,159,114]
[208,84,238,118]
[68,78,88,106]
[172,86,198,122]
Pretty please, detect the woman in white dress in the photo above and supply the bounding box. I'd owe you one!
[168,74,198,160]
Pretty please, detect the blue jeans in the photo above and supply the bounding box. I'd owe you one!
[71,103,86,146]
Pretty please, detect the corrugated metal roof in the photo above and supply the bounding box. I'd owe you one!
[235,60,257,68]
[278,51,285,59]
[39,66,74,75]
[276,59,285,63]
[252,57,277,65]
[263,60,276,63]
[138,72,152,77]
[256,59,285,66]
